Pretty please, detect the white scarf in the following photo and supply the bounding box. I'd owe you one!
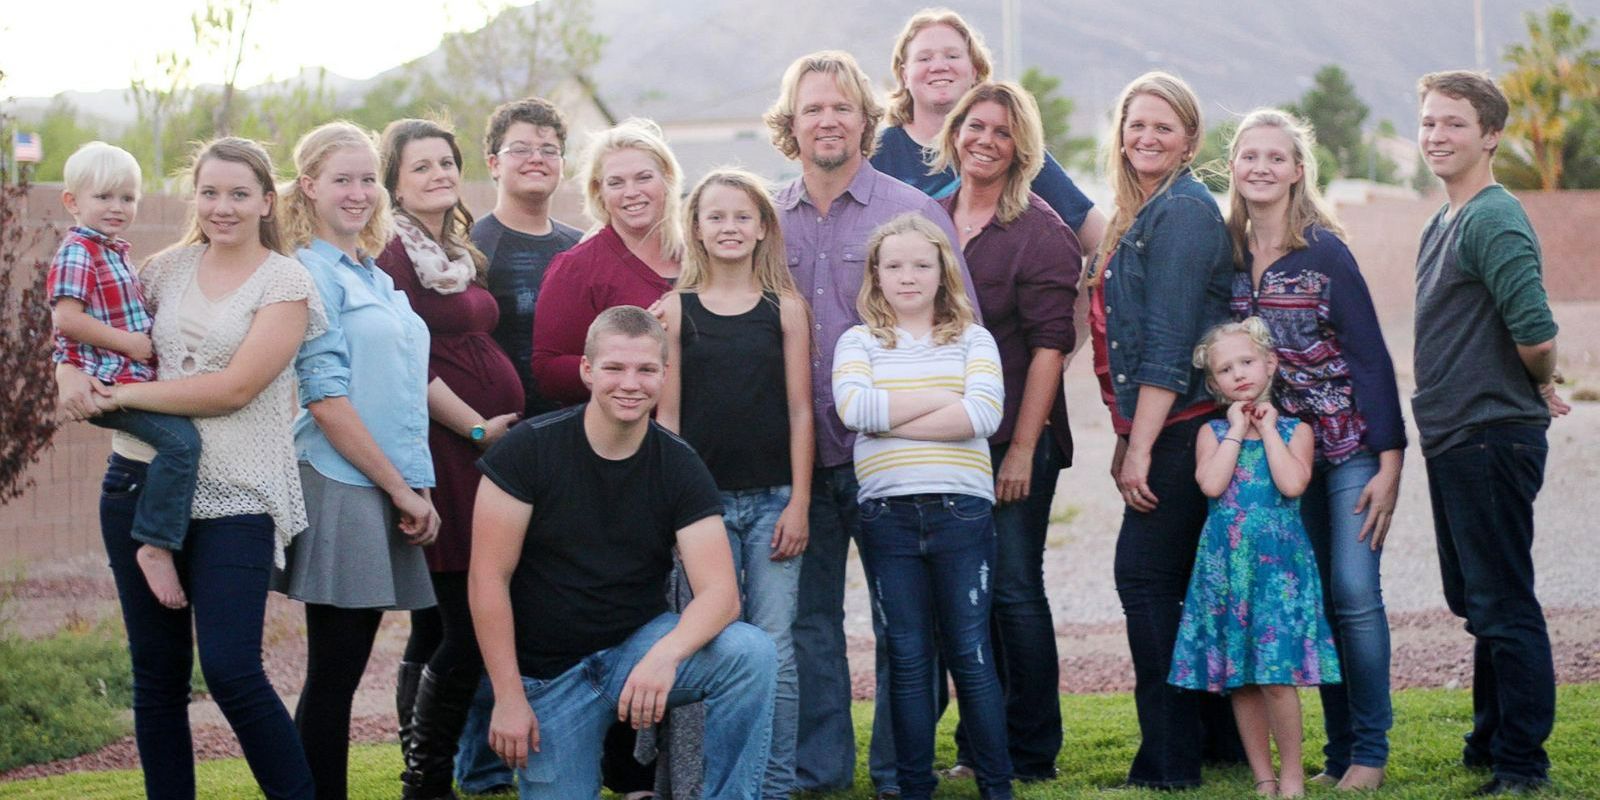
[394,213,473,295]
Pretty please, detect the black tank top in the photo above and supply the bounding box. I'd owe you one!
[679,291,791,490]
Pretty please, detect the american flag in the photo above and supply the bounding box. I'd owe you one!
[13,131,43,163]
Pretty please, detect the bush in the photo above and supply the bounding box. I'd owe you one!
[0,624,133,772]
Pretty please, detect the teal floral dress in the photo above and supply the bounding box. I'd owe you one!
[1169,418,1342,692]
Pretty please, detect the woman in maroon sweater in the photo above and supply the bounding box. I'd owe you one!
[374,118,522,800]
[531,118,686,406]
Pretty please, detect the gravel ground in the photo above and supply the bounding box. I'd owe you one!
[4,362,1596,782]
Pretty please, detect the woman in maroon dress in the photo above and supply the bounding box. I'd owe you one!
[375,118,523,800]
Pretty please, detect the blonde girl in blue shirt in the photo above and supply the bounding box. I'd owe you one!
[274,121,440,800]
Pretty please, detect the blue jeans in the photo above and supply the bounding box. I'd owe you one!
[723,486,802,799]
[1302,451,1392,773]
[1426,424,1553,783]
[455,677,512,792]
[92,409,200,550]
[99,454,313,800]
[792,466,933,794]
[510,613,777,799]
[792,464,863,792]
[956,432,1064,779]
[861,493,1012,800]
[1113,417,1241,788]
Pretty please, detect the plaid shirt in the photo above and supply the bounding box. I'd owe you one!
[47,226,156,384]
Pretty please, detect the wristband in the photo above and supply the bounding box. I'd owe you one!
[1222,436,1243,445]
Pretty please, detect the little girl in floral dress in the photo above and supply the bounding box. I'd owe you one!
[1169,317,1341,798]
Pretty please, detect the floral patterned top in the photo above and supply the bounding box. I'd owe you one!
[1230,225,1405,464]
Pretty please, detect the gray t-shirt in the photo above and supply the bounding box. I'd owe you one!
[472,213,583,416]
[1412,185,1557,457]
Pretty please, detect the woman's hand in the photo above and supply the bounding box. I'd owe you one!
[476,412,520,450]
[54,363,110,422]
[1354,452,1402,550]
[92,387,123,414]
[392,488,439,546]
[770,498,809,561]
[1117,441,1159,513]
[995,443,1034,505]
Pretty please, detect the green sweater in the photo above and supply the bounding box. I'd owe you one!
[1412,185,1558,457]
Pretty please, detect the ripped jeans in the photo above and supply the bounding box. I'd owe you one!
[859,493,1013,800]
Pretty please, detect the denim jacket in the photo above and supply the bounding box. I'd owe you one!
[1100,169,1232,421]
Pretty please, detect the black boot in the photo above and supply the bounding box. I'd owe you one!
[396,661,424,757]
[400,665,482,800]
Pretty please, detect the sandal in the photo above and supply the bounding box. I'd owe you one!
[1255,778,1280,796]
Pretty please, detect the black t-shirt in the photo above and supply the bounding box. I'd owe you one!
[471,213,583,417]
[475,405,724,679]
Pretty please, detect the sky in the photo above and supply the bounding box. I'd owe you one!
[0,0,508,99]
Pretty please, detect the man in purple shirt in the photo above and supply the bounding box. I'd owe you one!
[764,50,978,797]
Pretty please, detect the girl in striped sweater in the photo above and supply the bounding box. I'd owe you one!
[832,213,1011,800]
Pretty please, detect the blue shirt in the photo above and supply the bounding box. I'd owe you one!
[293,239,435,488]
[871,125,1095,232]
[1098,169,1232,422]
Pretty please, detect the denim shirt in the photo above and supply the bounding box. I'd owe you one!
[1099,169,1232,421]
[293,239,435,488]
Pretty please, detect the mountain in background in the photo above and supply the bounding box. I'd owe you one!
[12,0,1552,141]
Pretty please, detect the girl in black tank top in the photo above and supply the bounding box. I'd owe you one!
[655,169,814,797]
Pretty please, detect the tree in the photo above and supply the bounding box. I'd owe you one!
[1289,65,1369,178]
[0,103,60,503]
[406,0,606,178]
[1020,67,1094,171]
[22,99,104,184]
[191,0,271,137]
[1500,4,1600,189]
[126,50,191,187]
[237,69,340,170]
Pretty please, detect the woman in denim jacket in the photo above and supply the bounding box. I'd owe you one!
[1085,71,1238,790]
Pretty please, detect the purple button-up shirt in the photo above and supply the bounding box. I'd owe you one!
[776,162,980,468]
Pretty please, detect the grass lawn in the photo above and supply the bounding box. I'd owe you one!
[2,684,1596,798]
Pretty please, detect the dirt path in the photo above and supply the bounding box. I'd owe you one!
[4,364,1597,782]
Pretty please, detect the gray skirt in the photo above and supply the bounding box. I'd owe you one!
[272,463,436,611]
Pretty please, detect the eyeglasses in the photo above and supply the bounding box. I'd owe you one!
[497,143,563,161]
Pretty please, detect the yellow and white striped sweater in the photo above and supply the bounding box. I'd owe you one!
[832,323,1004,503]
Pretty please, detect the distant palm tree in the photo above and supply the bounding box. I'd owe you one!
[1501,4,1600,190]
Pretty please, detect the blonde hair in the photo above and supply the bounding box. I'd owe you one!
[168,137,285,255]
[679,169,799,299]
[1193,317,1277,404]
[857,213,976,347]
[930,81,1044,225]
[63,141,141,197]
[379,117,488,284]
[579,118,686,262]
[585,304,668,362]
[1094,71,1204,274]
[765,50,885,161]
[885,8,994,127]
[1224,108,1347,266]
[279,121,393,255]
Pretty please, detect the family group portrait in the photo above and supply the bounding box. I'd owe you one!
[1,0,1597,798]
